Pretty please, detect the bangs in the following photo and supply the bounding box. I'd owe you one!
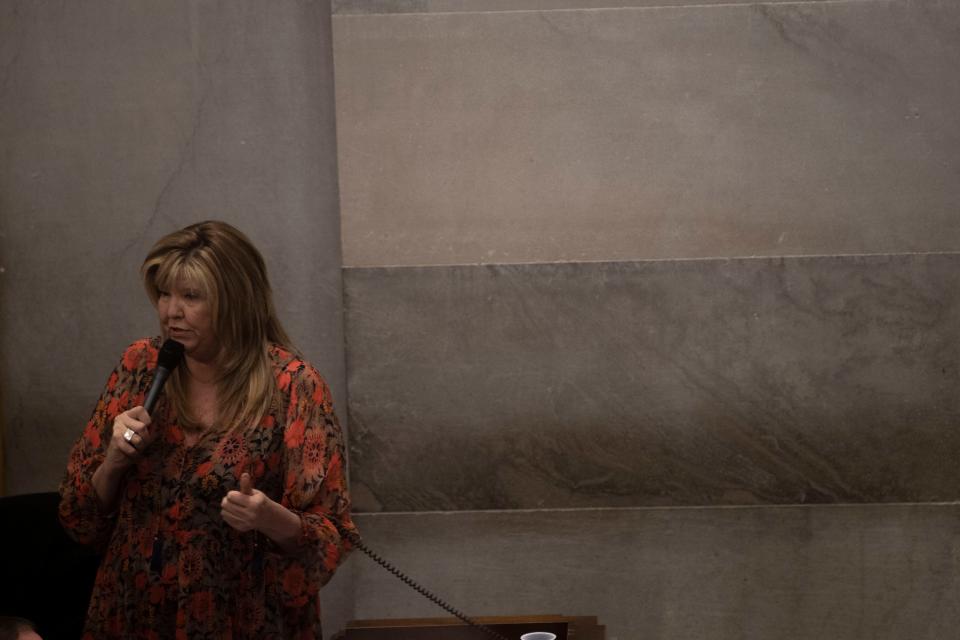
[151,254,215,301]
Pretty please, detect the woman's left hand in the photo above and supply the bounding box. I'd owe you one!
[221,472,272,532]
[221,472,303,550]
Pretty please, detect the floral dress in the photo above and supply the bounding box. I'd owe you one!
[59,337,357,639]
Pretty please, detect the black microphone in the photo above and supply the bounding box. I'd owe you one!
[143,339,185,414]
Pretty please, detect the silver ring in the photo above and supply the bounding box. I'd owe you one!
[123,428,135,443]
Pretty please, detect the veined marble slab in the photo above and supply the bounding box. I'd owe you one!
[334,0,960,266]
[333,0,837,14]
[344,253,960,511]
[322,503,960,640]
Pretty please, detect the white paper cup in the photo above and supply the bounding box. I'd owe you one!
[520,633,557,640]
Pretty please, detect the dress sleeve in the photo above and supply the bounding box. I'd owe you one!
[275,362,358,601]
[58,341,152,547]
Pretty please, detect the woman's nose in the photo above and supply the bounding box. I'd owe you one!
[169,296,185,317]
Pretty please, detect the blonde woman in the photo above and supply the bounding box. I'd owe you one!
[59,221,356,639]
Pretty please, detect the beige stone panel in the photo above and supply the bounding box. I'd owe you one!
[322,504,960,640]
[335,0,960,267]
[343,254,960,512]
[333,0,798,14]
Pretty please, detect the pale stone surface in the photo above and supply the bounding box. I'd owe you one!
[322,503,960,640]
[333,0,790,13]
[334,0,960,266]
[344,253,960,511]
[0,1,345,494]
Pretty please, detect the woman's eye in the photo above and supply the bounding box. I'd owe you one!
[157,290,170,298]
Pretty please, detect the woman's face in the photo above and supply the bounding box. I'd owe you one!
[157,279,219,364]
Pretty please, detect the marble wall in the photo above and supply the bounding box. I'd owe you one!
[330,0,960,638]
[335,0,960,266]
[344,254,960,512]
[0,1,345,494]
[335,0,960,509]
[323,503,960,640]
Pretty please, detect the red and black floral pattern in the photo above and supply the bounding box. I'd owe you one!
[59,337,357,639]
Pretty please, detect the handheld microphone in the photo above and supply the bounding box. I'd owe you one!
[143,339,185,414]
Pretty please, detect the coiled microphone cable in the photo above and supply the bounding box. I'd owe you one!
[332,519,511,640]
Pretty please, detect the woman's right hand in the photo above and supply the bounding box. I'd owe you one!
[92,406,157,510]
[102,406,155,472]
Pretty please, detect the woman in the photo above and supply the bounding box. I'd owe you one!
[59,221,357,639]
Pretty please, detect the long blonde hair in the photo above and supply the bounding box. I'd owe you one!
[141,221,293,432]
